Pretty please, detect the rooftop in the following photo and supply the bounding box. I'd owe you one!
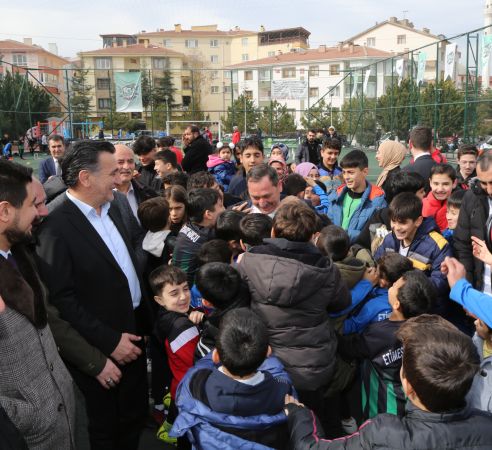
[0,39,69,63]
[137,24,256,38]
[79,44,184,57]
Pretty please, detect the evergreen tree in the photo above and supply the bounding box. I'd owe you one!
[70,68,93,123]
[221,95,260,134]
[153,70,176,107]
[258,101,296,136]
[301,98,333,130]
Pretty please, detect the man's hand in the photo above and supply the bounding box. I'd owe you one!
[110,333,142,365]
[471,236,492,266]
[96,358,122,389]
[363,267,379,286]
[0,295,5,313]
[440,257,466,288]
[189,311,205,325]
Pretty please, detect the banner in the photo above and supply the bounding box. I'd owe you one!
[444,44,457,81]
[416,52,427,85]
[351,72,359,97]
[271,80,308,100]
[482,34,492,89]
[363,69,371,94]
[395,59,404,86]
[114,72,143,112]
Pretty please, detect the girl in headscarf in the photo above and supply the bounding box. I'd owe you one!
[294,162,320,180]
[375,140,407,194]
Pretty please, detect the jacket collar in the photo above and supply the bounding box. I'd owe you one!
[405,401,471,423]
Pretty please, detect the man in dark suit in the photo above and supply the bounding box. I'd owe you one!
[38,135,65,184]
[402,126,436,193]
[181,124,212,174]
[36,140,148,450]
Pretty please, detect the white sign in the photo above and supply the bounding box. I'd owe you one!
[416,52,427,85]
[444,44,457,81]
[363,69,371,94]
[271,80,308,100]
[395,59,405,86]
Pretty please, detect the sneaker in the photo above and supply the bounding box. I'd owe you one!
[341,417,358,435]
[157,420,177,445]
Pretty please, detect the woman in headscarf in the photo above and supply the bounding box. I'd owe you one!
[294,162,320,180]
[375,140,407,195]
[268,156,288,183]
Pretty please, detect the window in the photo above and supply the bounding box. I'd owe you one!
[224,86,231,93]
[182,79,191,89]
[163,39,172,47]
[243,90,253,99]
[309,66,319,77]
[96,78,110,89]
[210,39,219,47]
[98,98,111,109]
[259,69,270,81]
[185,39,198,48]
[242,38,249,46]
[367,37,376,47]
[282,67,296,78]
[242,54,249,61]
[210,70,219,79]
[330,64,340,75]
[224,70,232,79]
[397,35,406,45]
[131,112,142,119]
[95,57,111,69]
[182,96,191,107]
[210,55,219,64]
[268,51,275,57]
[244,70,253,80]
[309,87,319,97]
[12,53,27,66]
[152,58,168,69]
[287,109,296,117]
[211,86,220,94]
[334,86,341,96]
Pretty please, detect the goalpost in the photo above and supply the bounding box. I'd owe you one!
[166,120,222,141]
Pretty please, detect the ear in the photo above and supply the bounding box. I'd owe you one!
[363,167,369,177]
[202,299,213,309]
[392,298,401,313]
[240,239,247,252]
[266,345,272,358]
[415,215,424,227]
[452,179,458,189]
[78,169,91,188]
[0,201,13,224]
[212,348,220,364]
[153,295,166,308]
[271,227,276,238]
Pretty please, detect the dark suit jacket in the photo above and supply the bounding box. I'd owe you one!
[36,196,146,356]
[38,157,56,184]
[182,135,212,174]
[402,153,437,193]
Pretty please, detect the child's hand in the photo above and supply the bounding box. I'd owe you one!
[304,176,316,187]
[475,318,492,341]
[363,267,379,286]
[189,311,205,325]
[232,201,252,214]
[471,236,492,266]
[284,394,304,415]
[440,257,466,288]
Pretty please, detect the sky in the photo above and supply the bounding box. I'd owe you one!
[0,0,488,59]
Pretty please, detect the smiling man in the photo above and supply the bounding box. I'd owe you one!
[247,164,282,218]
[326,149,386,242]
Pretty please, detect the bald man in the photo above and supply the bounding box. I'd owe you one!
[114,144,157,219]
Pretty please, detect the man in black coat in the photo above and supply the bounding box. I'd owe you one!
[295,129,321,165]
[36,140,149,450]
[402,126,436,193]
[182,124,212,174]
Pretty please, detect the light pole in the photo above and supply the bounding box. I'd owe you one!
[164,94,170,135]
[330,93,334,127]
[243,92,247,137]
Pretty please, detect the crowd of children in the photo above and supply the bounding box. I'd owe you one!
[129,124,492,449]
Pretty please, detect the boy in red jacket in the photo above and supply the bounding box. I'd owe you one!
[422,164,457,232]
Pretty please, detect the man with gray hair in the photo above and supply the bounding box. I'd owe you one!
[247,163,282,217]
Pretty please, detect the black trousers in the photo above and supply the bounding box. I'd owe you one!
[69,349,148,450]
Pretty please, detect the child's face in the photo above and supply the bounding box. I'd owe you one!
[475,318,492,341]
[270,148,284,159]
[169,200,186,224]
[342,167,368,193]
[304,186,320,206]
[446,206,460,230]
[219,148,232,161]
[391,218,421,243]
[388,276,405,310]
[321,148,340,168]
[206,198,225,226]
[307,168,320,180]
[241,146,264,173]
[458,154,477,178]
[430,174,455,201]
[155,282,190,313]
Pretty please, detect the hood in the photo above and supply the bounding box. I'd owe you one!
[207,154,227,168]
[335,257,366,289]
[415,216,440,240]
[241,239,335,306]
[425,192,446,209]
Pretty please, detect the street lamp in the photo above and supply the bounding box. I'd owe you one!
[164,94,170,136]
[330,93,334,127]
[243,91,247,137]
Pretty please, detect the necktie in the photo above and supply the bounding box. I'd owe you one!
[55,160,62,176]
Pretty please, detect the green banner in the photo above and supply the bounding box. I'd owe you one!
[114,72,143,113]
[416,52,427,85]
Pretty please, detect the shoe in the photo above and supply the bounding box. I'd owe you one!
[157,420,177,445]
[341,417,358,435]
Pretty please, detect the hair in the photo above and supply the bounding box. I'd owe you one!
[316,225,350,261]
[137,197,169,233]
[163,185,188,230]
[308,128,317,135]
[162,171,188,189]
[215,210,246,242]
[378,253,413,285]
[216,308,269,377]
[396,270,435,318]
[155,149,177,168]
[283,174,307,197]
[186,124,200,134]
[322,138,341,152]
[387,171,425,198]
[430,163,457,182]
[397,314,480,413]
[273,201,316,242]
[0,159,33,207]
[314,180,327,193]
[478,151,492,172]
[187,171,216,190]
[157,136,175,147]
[48,134,64,145]
[149,264,187,295]
[187,188,221,223]
[246,163,279,185]
[447,189,466,210]
[196,262,243,310]
[389,192,423,223]
[457,143,478,160]
[239,213,273,246]
[410,126,433,151]
[133,135,156,155]
[240,136,264,154]
[61,140,115,188]
[196,239,233,267]
[340,149,368,169]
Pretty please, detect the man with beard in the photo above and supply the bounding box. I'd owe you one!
[0,159,76,449]
[295,129,321,166]
[181,124,212,174]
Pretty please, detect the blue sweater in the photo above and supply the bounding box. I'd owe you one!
[450,278,492,328]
